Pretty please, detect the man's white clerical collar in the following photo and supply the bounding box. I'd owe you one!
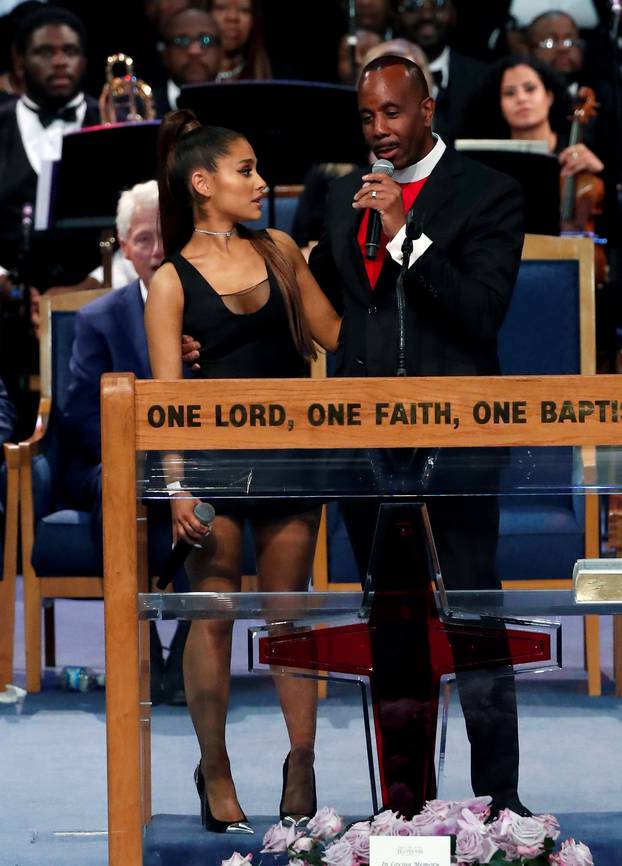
[392,134,446,184]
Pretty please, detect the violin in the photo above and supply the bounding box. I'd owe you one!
[560,86,607,285]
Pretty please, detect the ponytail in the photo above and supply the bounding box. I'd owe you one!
[157,109,201,255]
[157,111,315,361]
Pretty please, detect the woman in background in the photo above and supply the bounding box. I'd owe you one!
[208,0,272,80]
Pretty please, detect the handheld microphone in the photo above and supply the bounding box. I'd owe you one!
[156,501,215,590]
[365,159,394,260]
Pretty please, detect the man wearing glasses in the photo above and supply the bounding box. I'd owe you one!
[153,6,222,117]
[526,11,585,81]
[396,0,487,143]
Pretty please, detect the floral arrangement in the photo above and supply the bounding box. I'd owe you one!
[219,798,594,866]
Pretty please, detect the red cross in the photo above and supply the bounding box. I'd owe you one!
[259,504,555,817]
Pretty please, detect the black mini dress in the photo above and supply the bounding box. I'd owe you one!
[166,252,319,518]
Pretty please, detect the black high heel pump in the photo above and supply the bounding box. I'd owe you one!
[279,751,317,829]
[194,762,254,834]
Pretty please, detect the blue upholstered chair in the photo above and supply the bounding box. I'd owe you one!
[497,234,600,694]
[19,290,109,692]
[19,290,259,692]
[313,235,603,694]
[0,442,20,690]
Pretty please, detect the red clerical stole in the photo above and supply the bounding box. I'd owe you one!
[357,177,428,290]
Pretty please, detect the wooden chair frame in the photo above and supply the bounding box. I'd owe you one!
[19,289,108,692]
[0,442,20,690]
[312,235,604,696]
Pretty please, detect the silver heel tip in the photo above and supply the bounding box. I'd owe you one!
[282,815,311,829]
[226,821,254,835]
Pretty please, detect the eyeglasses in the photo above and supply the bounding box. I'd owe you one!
[167,33,220,49]
[535,37,582,50]
[400,0,447,10]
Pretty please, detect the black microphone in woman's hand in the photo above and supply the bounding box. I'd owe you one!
[365,159,394,260]
[156,502,215,590]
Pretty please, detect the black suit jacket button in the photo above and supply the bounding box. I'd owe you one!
[368,305,377,315]
[355,357,365,366]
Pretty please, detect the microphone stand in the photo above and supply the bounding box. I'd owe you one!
[395,209,420,377]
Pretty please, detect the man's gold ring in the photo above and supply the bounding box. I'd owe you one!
[371,189,378,199]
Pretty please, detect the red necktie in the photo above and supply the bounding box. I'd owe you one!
[357,177,428,290]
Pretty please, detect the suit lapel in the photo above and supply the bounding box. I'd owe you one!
[334,169,372,299]
[119,280,151,378]
[373,149,462,295]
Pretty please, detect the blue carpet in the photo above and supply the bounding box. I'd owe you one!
[2,587,621,865]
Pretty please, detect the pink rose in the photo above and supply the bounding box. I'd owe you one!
[370,809,399,835]
[508,814,548,857]
[390,817,418,836]
[455,828,497,864]
[322,838,355,866]
[538,813,561,841]
[406,812,438,836]
[490,810,549,859]
[261,821,291,853]
[423,800,452,821]
[219,853,252,866]
[308,807,344,841]
[453,797,492,819]
[550,838,594,866]
[343,826,371,862]
[291,834,315,854]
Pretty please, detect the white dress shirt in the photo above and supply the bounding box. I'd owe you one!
[428,45,450,99]
[167,80,180,111]
[385,134,446,270]
[17,93,87,175]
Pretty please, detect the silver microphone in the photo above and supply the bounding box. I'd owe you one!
[365,159,395,260]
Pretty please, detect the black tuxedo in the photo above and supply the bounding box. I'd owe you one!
[0,94,100,286]
[432,50,489,144]
[309,146,526,809]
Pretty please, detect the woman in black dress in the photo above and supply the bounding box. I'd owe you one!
[145,109,341,834]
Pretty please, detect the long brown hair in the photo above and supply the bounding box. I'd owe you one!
[157,109,315,360]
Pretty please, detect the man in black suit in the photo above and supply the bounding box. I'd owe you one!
[309,54,528,817]
[396,0,487,143]
[152,6,221,117]
[0,6,99,428]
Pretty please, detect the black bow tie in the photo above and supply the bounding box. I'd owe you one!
[33,104,79,128]
[431,69,444,90]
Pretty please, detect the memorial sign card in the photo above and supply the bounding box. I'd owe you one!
[369,834,451,866]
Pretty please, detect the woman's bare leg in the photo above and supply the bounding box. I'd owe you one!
[183,514,246,822]
[253,507,321,818]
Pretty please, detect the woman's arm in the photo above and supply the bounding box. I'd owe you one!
[144,263,208,545]
[144,262,185,379]
[269,229,341,353]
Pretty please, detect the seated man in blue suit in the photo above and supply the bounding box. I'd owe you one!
[63,180,188,704]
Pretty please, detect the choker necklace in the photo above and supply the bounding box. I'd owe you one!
[194,227,234,238]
